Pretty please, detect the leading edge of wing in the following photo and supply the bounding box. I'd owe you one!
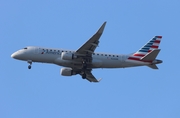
[76,22,107,55]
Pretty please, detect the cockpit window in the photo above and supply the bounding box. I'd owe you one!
[23,47,27,49]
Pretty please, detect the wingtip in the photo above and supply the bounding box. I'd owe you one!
[97,78,102,82]
[98,22,106,34]
[93,78,102,83]
[103,21,107,26]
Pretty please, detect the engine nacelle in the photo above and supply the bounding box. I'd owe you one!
[60,67,76,76]
[61,52,77,60]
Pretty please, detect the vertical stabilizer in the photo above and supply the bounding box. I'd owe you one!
[128,36,162,61]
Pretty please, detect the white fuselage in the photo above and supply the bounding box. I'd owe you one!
[11,46,150,69]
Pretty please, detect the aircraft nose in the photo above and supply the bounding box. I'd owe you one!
[11,52,19,59]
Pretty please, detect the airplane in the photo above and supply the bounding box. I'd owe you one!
[11,22,163,82]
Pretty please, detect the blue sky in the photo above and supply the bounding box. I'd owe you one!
[1,0,180,118]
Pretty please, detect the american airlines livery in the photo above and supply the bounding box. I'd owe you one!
[11,22,163,82]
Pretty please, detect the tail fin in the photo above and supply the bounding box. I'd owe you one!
[127,36,162,69]
[133,36,162,58]
[141,49,162,69]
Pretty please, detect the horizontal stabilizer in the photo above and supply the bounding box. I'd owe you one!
[147,64,158,69]
[141,49,160,61]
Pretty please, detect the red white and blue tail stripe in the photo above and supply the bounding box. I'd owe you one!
[128,36,162,61]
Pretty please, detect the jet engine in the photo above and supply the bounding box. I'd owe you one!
[60,67,76,76]
[61,52,77,60]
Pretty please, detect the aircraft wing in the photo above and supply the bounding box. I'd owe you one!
[74,22,106,82]
[76,22,106,56]
[80,70,101,82]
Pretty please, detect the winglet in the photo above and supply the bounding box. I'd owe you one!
[97,78,102,82]
[91,78,102,83]
[97,22,106,34]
